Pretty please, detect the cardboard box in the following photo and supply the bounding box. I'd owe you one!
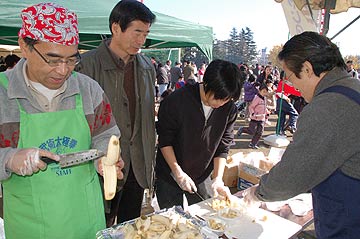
[222,153,243,187]
[237,159,274,190]
[236,147,283,190]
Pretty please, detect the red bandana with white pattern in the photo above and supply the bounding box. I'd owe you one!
[18,2,79,45]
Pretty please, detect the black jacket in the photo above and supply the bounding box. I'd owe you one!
[155,83,238,186]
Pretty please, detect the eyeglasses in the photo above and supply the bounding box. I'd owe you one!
[32,45,81,67]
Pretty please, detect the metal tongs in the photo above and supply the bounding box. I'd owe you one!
[41,149,105,168]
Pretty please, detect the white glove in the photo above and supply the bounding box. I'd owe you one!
[242,185,261,208]
[172,169,197,193]
[6,148,59,176]
[211,177,232,199]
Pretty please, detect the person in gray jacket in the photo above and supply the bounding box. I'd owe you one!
[169,61,183,90]
[76,0,156,225]
[243,31,360,239]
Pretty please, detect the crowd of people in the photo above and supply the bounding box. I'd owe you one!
[151,58,208,101]
[235,62,305,148]
[0,1,360,239]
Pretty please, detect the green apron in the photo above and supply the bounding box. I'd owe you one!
[0,73,105,239]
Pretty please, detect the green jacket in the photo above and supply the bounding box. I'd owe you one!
[76,40,156,190]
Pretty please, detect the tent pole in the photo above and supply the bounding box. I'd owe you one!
[331,14,360,40]
[178,48,181,63]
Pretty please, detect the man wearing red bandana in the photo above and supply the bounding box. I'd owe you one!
[0,3,124,238]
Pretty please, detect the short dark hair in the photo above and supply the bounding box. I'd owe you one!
[248,74,257,83]
[203,59,243,101]
[5,54,21,68]
[109,0,156,34]
[23,37,38,48]
[265,79,273,84]
[259,83,269,92]
[278,31,346,78]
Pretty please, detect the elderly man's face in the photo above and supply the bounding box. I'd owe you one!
[20,40,78,90]
[281,61,321,103]
[111,20,151,60]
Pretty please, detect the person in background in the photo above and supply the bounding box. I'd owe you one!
[265,79,276,125]
[0,63,7,72]
[4,54,21,70]
[253,63,260,77]
[165,59,172,83]
[257,65,273,84]
[272,66,280,84]
[151,57,159,100]
[289,94,307,114]
[237,84,269,149]
[197,63,206,82]
[150,56,158,71]
[183,60,196,85]
[175,75,186,89]
[76,0,156,225]
[346,60,359,79]
[243,31,360,239]
[155,59,243,209]
[239,64,248,84]
[156,62,169,96]
[242,73,258,120]
[0,3,124,238]
[169,61,183,90]
[275,70,301,134]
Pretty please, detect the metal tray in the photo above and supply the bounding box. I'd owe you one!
[96,206,216,239]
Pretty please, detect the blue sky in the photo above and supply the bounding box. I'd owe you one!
[144,0,360,56]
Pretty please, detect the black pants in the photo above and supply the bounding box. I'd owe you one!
[155,175,212,210]
[242,120,264,145]
[105,163,144,226]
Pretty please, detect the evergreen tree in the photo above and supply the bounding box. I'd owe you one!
[213,39,227,60]
[243,27,257,64]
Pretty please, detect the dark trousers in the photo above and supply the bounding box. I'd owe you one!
[169,81,176,90]
[242,120,264,145]
[312,170,360,239]
[105,164,144,226]
[155,175,212,210]
[276,98,298,134]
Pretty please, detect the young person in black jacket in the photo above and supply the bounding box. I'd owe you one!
[155,59,244,208]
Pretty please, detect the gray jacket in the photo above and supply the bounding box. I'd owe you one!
[76,40,156,190]
[0,59,120,180]
[256,67,360,201]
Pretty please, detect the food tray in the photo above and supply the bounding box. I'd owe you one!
[190,197,303,239]
[96,206,216,239]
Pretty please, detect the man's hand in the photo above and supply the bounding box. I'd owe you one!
[242,185,261,208]
[98,156,124,180]
[211,177,232,199]
[172,169,197,193]
[6,148,60,176]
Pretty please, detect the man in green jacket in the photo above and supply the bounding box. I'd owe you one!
[76,0,157,225]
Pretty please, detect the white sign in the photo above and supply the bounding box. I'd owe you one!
[281,0,321,36]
